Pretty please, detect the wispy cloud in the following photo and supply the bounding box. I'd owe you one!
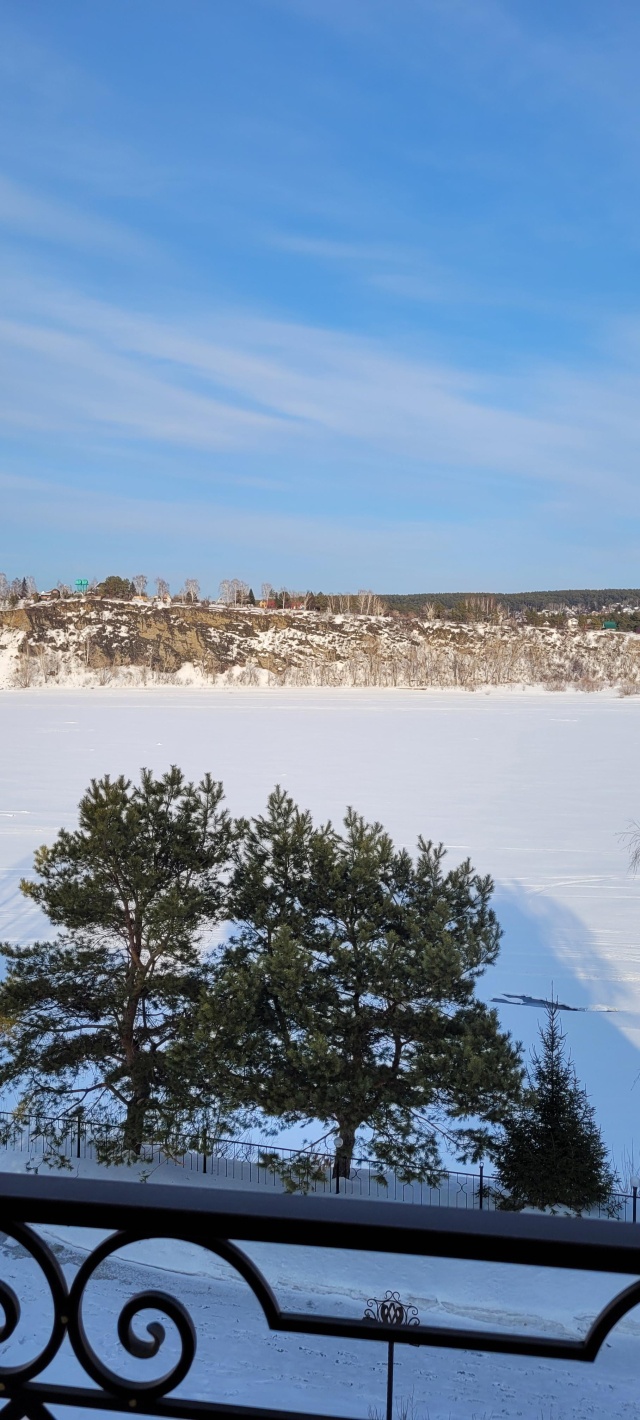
[2,265,640,513]
[1,1,640,589]
[0,274,572,474]
[270,233,395,263]
[269,230,457,303]
[0,174,149,256]
[272,0,640,115]
[0,468,427,581]
[4,459,633,594]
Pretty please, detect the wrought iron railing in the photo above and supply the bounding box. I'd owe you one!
[1,1110,637,1218]
[1,1175,640,1420]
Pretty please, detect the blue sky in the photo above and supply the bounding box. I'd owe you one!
[2,0,640,595]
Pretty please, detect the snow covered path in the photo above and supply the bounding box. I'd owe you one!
[1,686,640,1160]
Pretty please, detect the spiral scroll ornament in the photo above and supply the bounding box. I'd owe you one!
[0,1223,69,1387]
[66,1231,197,1401]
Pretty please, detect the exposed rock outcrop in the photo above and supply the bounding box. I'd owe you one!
[2,599,640,691]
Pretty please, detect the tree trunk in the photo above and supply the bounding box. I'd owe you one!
[121,968,149,1157]
[333,1122,357,1180]
[123,1092,148,1157]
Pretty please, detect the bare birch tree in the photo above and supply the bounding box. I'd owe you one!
[218,579,245,605]
[623,823,640,875]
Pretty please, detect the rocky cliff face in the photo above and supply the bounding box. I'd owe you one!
[2,599,640,691]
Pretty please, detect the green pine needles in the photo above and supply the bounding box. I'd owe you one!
[0,770,542,1178]
[494,1001,617,1215]
[189,787,524,1184]
[1,767,233,1157]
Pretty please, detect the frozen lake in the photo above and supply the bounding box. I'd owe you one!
[1,686,640,1164]
[3,686,640,1418]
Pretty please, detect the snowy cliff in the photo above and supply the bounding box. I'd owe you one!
[2,599,640,691]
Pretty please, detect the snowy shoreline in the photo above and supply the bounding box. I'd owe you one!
[1,678,638,697]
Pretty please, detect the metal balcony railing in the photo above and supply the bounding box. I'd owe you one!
[1,1175,640,1420]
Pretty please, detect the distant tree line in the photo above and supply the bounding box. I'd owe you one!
[5,572,640,631]
[381,590,640,619]
[0,574,385,615]
[95,575,202,602]
[0,769,617,1212]
[0,575,38,605]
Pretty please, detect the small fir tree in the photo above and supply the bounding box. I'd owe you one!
[495,1002,616,1214]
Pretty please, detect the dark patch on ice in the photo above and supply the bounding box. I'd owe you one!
[491,993,617,1013]
[492,992,583,1011]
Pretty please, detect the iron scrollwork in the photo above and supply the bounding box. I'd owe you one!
[362,1292,420,1420]
[2,1176,640,1420]
[363,1291,420,1328]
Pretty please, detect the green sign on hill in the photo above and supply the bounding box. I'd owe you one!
[75,579,89,594]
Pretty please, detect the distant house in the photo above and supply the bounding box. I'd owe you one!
[602,619,618,630]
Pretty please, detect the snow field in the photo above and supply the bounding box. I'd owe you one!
[1,687,639,1161]
[2,687,640,1416]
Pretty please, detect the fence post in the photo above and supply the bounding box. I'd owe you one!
[479,1163,484,1211]
[76,1110,82,1160]
[386,1339,394,1420]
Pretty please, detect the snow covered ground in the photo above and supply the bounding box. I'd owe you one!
[1,686,639,1164]
[2,686,640,1416]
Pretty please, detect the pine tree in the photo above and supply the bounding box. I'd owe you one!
[98,575,134,599]
[181,788,523,1184]
[495,1002,616,1214]
[0,768,233,1156]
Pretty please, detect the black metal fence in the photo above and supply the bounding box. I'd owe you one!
[1,1107,635,1221]
[0,1109,637,1220]
[1,1174,640,1420]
